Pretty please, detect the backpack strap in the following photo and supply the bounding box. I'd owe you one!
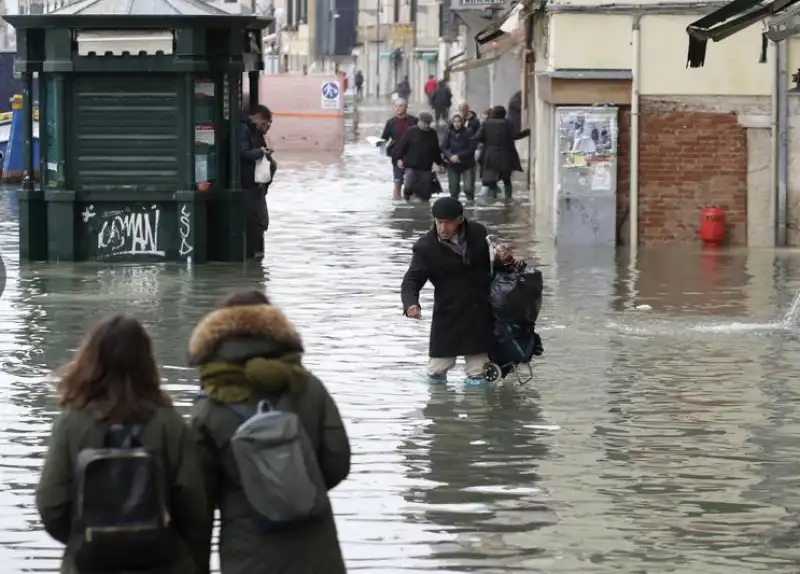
[103,423,143,448]
[224,402,254,421]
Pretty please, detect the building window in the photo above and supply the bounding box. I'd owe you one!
[393,0,399,23]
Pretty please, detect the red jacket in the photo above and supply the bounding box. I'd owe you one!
[424,79,437,97]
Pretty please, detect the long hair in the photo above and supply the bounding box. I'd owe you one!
[57,313,171,423]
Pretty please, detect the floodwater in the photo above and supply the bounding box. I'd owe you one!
[0,104,800,573]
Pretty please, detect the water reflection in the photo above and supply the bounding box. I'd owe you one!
[401,386,555,571]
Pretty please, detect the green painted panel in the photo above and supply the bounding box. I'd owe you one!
[72,75,181,192]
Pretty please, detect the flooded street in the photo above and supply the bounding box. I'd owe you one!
[0,104,800,572]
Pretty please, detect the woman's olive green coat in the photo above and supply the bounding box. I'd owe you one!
[188,303,352,574]
[36,406,210,574]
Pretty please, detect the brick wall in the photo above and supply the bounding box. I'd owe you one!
[615,99,748,245]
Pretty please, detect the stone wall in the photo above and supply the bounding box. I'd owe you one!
[615,96,766,246]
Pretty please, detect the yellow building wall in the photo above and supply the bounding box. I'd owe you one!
[640,15,768,96]
[548,12,800,96]
[548,13,632,70]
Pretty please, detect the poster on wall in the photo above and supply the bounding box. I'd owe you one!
[194,126,215,146]
[557,108,618,162]
[590,162,613,192]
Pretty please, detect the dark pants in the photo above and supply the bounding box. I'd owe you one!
[403,169,433,201]
[245,185,268,257]
[483,170,513,199]
[447,167,475,200]
[434,108,448,125]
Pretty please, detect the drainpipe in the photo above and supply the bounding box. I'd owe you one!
[629,14,641,259]
[770,41,779,246]
[777,39,788,247]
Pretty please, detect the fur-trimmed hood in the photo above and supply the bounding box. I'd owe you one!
[188,304,304,366]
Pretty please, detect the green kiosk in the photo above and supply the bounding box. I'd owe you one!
[6,1,271,263]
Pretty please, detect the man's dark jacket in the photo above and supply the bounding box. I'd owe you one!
[464,111,481,134]
[380,115,418,159]
[401,220,493,358]
[239,120,277,189]
[395,125,443,171]
[239,119,265,189]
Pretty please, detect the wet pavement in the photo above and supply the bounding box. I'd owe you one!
[0,105,800,572]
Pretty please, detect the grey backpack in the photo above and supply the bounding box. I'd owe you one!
[226,396,330,526]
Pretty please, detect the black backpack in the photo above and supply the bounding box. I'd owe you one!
[71,423,172,572]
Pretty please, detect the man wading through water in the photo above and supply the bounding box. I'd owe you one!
[394,112,444,202]
[401,197,515,385]
[380,99,418,200]
[239,105,277,258]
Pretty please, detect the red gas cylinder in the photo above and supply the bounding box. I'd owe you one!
[700,206,726,245]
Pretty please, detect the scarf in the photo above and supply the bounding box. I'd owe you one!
[199,352,308,403]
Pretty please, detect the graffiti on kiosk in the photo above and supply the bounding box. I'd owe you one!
[178,204,193,258]
[85,204,165,258]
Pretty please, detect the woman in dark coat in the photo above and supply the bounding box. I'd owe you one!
[189,289,351,574]
[474,105,530,199]
[37,314,209,574]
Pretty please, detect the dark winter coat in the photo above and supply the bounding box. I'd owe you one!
[380,114,418,159]
[188,304,351,574]
[441,126,475,172]
[239,120,267,190]
[395,125,443,171]
[431,85,452,112]
[401,219,494,358]
[474,117,530,175]
[463,111,481,134]
[36,407,209,574]
[396,80,411,100]
[508,91,522,133]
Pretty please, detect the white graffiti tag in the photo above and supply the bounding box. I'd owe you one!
[81,205,96,223]
[179,205,193,257]
[97,205,164,257]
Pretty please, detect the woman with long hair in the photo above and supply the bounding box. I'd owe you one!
[36,313,209,574]
[189,289,351,574]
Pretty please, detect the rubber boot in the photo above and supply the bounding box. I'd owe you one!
[463,376,489,387]
[426,373,447,385]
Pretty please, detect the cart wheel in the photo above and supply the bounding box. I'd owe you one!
[484,362,502,383]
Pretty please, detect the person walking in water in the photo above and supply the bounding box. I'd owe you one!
[239,104,275,258]
[394,111,444,202]
[424,74,437,105]
[401,197,514,385]
[380,99,418,199]
[189,289,351,574]
[474,105,530,199]
[431,79,453,128]
[36,313,208,574]
[354,70,364,100]
[395,75,411,101]
[441,114,476,201]
[457,101,481,134]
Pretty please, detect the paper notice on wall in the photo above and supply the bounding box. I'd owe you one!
[195,154,208,183]
[194,80,214,98]
[194,126,215,145]
[590,162,612,191]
